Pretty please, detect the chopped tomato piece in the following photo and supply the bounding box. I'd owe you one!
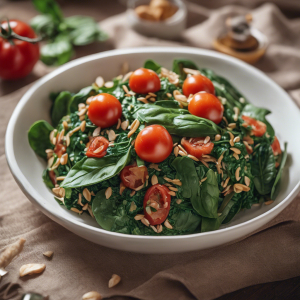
[143,184,171,225]
[271,136,282,156]
[181,137,214,159]
[242,115,267,137]
[120,163,148,190]
[86,137,109,158]
[54,142,66,158]
[49,170,57,186]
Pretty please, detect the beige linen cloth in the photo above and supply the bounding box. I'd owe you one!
[1,2,300,300]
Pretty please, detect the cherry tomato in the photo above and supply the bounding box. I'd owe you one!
[49,170,57,186]
[181,137,214,159]
[135,125,173,163]
[0,20,40,80]
[271,136,281,156]
[242,115,267,137]
[182,74,215,97]
[120,163,148,190]
[188,92,224,124]
[129,68,161,94]
[86,137,109,158]
[87,93,122,128]
[143,184,171,225]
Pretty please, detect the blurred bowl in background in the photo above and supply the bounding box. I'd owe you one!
[126,0,187,39]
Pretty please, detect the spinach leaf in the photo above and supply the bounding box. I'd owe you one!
[65,16,108,45]
[271,142,288,200]
[201,199,236,232]
[251,144,276,195]
[51,91,72,127]
[61,147,132,188]
[28,120,54,160]
[154,100,182,109]
[40,39,73,66]
[171,210,201,233]
[222,200,242,223]
[92,189,130,231]
[42,169,54,189]
[172,59,199,80]
[172,156,199,199]
[197,169,219,218]
[68,86,97,113]
[136,105,222,137]
[144,59,161,72]
[30,15,58,38]
[32,0,64,23]
[241,104,274,137]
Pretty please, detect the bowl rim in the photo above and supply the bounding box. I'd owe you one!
[6,46,300,241]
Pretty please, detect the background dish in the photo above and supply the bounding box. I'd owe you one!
[6,47,300,253]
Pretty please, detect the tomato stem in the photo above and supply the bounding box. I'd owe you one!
[0,18,42,44]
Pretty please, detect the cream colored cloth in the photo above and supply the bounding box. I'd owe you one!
[1,2,300,300]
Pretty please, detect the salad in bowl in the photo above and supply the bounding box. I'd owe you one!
[28,59,287,236]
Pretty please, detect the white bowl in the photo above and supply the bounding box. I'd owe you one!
[126,0,187,39]
[6,47,300,253]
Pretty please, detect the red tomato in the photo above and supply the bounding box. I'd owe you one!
[120,164,148,190]
[181,137,214,159]
[143,184,171,225]
[271,136,282,156]
[87,93,122,128]
[86,137,109,158]
[49,170,57,186]
[0,20,40,80]
[182,74,215,97]
[188,92,224,124]
[135,125,173,163]
[54,142,66,158]
[242,115,267,137]
[129,68,161,94]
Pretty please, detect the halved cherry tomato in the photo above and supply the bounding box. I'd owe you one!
[54,142,66,158]
[135,125,173,163]
[86,137,109,158]
[143,184,171,225]
[188,92,224,124]
[49,170,57,186]
[182,74,215,97]
[181,137,214,159]
[242,115,267,137]
[87,93,122,128]
[129,68,161,94]
[120,163,148,190]
[271,136,281,156]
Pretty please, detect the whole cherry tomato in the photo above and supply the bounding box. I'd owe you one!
[181,137,214,159]
[87,93,122,128]
[188,92,224,124]
[242,115,267,137]
[120,163,148,190]
[182,74,215,97]
[143,184,171,225]
[135,125,173,163]
[0,20,40,80]
[271,136,281,156]
[129,68,161,94]
[86,137,109,158]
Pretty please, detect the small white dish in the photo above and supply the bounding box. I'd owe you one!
[6,47,300,253]
[126,0,187,39]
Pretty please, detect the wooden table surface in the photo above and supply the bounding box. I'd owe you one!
[1,0,300,299]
